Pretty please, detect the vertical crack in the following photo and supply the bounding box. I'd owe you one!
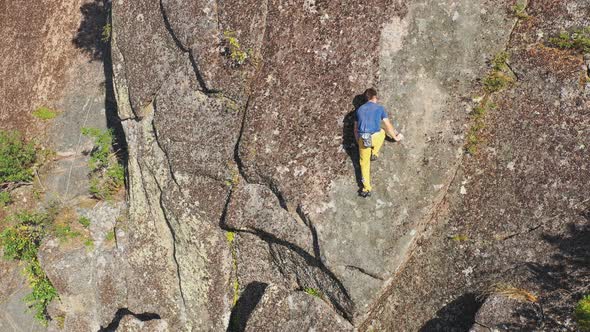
[159,0,218,94]
[147,168,187,309]
[295,205,322,263]
[151,99,180,188]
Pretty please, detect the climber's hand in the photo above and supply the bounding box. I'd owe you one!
[394,133,404,142]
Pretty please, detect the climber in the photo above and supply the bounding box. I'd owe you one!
[354,88,404,198]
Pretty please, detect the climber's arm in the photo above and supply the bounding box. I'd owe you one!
[382,118,403,141]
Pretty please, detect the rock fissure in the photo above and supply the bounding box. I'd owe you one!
[233,96,252,184]
[254,227,354,321]
[147,167,188,309]
[151,100,181,189]
[159,0,218,94]
[218,87,358,323]
[218,183,355,322]
[345,266,385,281]
[98,308,161,332]
[295,204,322,262]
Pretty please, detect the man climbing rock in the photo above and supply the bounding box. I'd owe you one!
[354,88,403,198]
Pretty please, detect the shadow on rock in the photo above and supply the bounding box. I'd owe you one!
[73,0,128,165]
[528,216,590,328]
[72,0,110,61]
[219,192,355,321]
[98,308,161,332]
[342,94,366,191]
[419,293,484,332]
[227,282,268,332]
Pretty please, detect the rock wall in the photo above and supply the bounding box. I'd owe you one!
[0,0,86,133]
[362,1,590,330]
[112,0,518,329]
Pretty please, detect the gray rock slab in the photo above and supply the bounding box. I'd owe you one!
[311,0,515,319]
[0,262,47,332]
[244,285,354,332]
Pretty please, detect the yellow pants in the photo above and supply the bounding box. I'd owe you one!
[358,129,386,192]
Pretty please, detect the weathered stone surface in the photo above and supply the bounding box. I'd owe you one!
[469,294,541,331]
[244,285,354,332]
[0,0,86,133]
[39,202,126,331]
[111,0,523,329]
[0,261,46,332]
[362,1,590,330]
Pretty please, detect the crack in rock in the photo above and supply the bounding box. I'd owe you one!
[159,0,218,94]
[98,308,161,332]
[148,168,187,309]
[345,265,385,281]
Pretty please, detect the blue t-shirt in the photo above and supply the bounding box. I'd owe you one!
[356,102,388,134]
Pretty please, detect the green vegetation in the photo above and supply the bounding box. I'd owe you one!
[84,238,94,251]
[102,23,112,43]
[222,31,249,66]
[0,130,36,184]
[492,52,509,71]
[225,165,240,187]
[225,231,240,306]
[450,234,469,242]
[226,231,236,243]
[0,191,12,207]
[105,230,115,242]
[32,107,57,120]
[465,101,496,155]
[81,128,124,200]
[54,224,81,243]
[466,51,513,155]
[511,3,529,20]
[483,52,514,93]
[78,216,91,228]
[549,27,590,53]
[576,295,590,331]
[0,212,57,325]
[55,314,66,329]
[304,287,322,298]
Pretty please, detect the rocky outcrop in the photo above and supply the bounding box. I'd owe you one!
[1,0,587,330]
[111,0,518,329]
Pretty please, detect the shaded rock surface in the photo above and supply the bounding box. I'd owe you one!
[469,294,542,331]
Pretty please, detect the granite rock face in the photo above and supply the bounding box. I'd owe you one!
[360,0,590,330]
[111,0,517,329]
[469,294,542,331]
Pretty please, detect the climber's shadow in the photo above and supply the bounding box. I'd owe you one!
[342,94,366,190]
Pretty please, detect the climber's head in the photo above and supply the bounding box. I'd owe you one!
[364,88,378,102]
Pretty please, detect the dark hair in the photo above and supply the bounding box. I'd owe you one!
[364,88,377,100]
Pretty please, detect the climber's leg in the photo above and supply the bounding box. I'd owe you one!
[358,137,373,193]
[371,129,386,158]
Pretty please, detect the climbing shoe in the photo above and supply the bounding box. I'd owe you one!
[359,190,371,198]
